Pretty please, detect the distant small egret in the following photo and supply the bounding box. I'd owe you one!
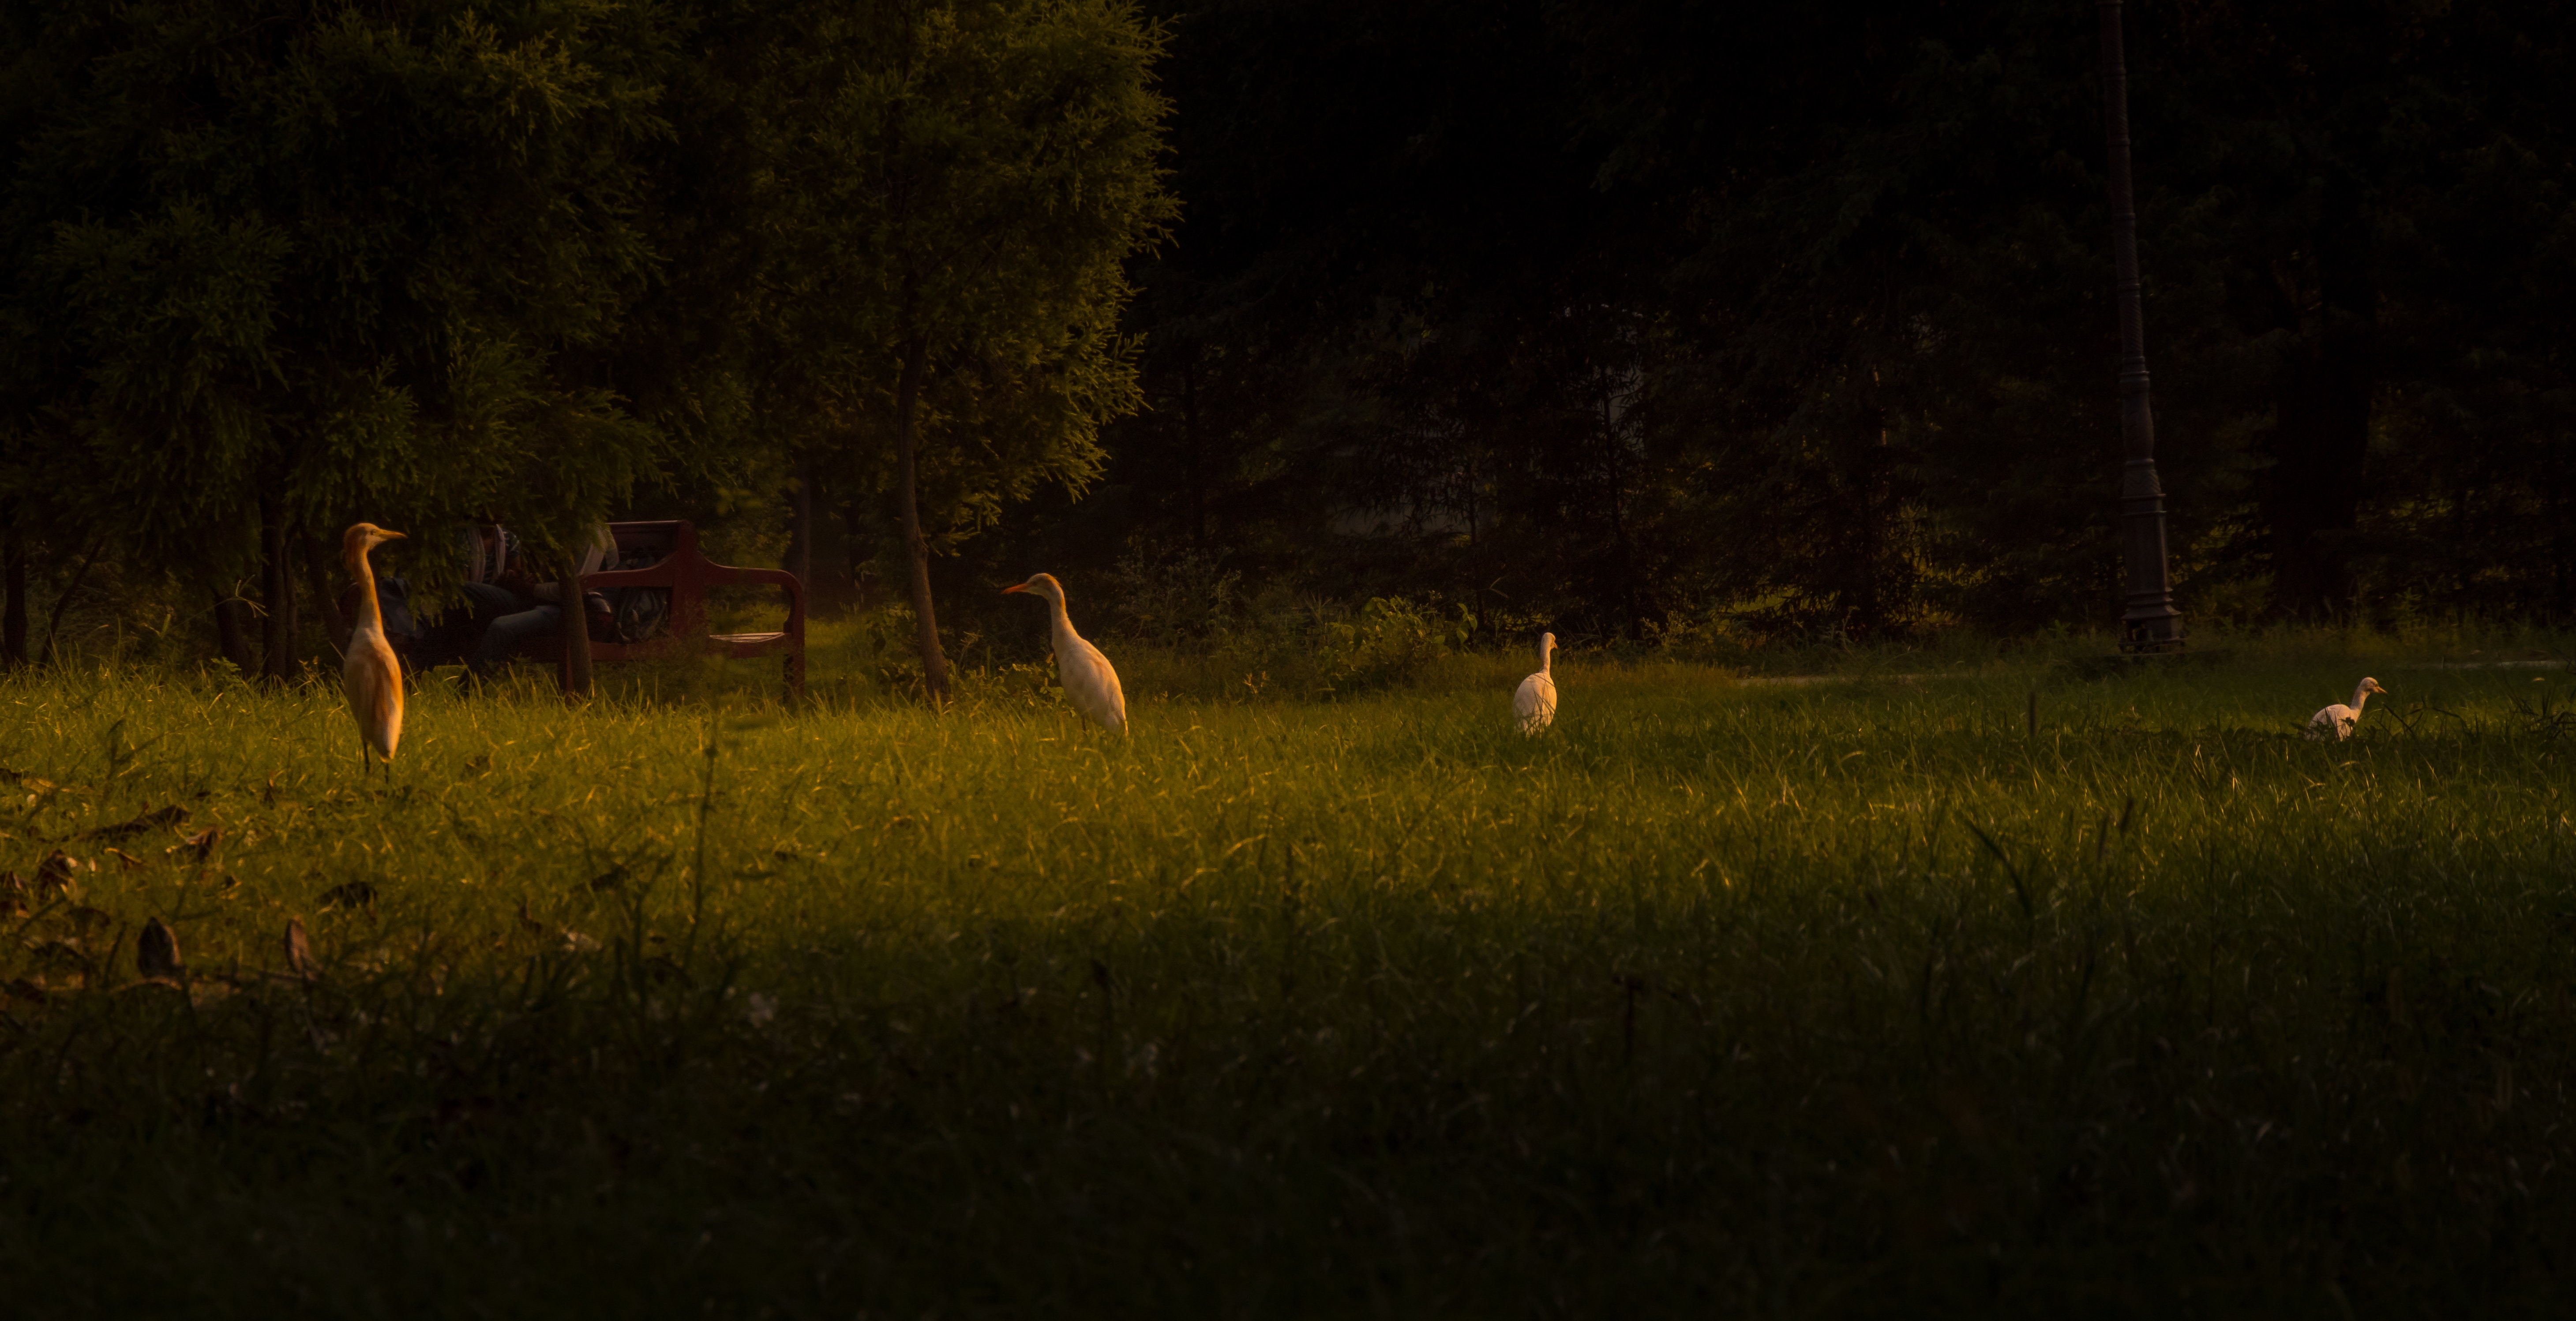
[1514,632,1558,735]
[341,523,407,778]
[1005,573,1127,736]
[2306,676,2386,741]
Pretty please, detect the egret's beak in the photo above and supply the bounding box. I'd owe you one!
[379,529,407,542]
[1002,584,1028,595]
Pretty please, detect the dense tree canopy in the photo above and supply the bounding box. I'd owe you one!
[2,0,2570,677]
[0,0,670,673]
[1051,0,2575,644]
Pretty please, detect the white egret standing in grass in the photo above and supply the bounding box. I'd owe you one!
[1514,631,1557,735]
[1005,573,1126,736]
[341,523,407,778]
[2306,676,2386,741]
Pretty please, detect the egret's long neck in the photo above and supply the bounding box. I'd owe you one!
[1541,641,1553,676]
[2351,684,2373,712]
[1048,592,1078,644]
[347,546,385,638]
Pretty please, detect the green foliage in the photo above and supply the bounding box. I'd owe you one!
[720,0,1174,537]
[1091,546,1475,694]
[1307,594,1473,692]
[0,0,1173,674]
[0,0,669,579]
[1103,543,1239,644]
[1085,576,1472,699]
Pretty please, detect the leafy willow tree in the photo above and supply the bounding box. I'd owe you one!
[0,0,668,677]
[754,0,1172,700]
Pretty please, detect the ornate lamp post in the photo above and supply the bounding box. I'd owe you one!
[2098,0,2184,650]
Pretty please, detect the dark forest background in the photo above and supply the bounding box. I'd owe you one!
[6,0,2574,675]
[1024,0,2574,643]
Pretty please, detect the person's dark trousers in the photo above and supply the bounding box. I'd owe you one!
[468,601,564,677]
[419,580,523,670]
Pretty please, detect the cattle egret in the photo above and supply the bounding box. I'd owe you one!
[341,523,407,777]
[2306,676,2386,741]
[1004,573,1127,736]
[1514,632,1558,734]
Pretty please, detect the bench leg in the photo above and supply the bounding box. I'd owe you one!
[785,647,806,700]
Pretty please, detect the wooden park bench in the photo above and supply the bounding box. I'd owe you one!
[532,520,806,696]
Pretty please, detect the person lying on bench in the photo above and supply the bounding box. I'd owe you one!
[400,523,517,670]
[465,525,616,679]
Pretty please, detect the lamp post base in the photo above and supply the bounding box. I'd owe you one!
[2120,612,2186,654]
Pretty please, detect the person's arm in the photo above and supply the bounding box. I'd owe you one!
[532,526,617,604]
[582,525,618,577]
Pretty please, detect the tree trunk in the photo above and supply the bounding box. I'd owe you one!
[841,498,877,611]
[38,543,101,665]
[259,494,300,682]
[1464,461,1488,639]
[2,526,23,668]
[2554,454,2574,619]
[1183,355,1204,549]
[1848,426,1883,638]
[1841,359,1896,640]
[304,529,350,656]
[787,456,815,589]
[892,337,949,703]
[559,562,593,699]
[2265,176,2377,621]
[1604,391,1643,639]
[214,591,255,673]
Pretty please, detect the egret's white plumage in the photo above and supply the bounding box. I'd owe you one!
[341,523,407,778]
[1513,632,1558,735]
[2306,676,2386,741]
[1006,573,1127,736]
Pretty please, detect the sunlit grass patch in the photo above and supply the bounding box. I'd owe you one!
[4,649,2574,1315]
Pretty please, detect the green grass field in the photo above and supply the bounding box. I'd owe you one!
[5,643,2574,1317]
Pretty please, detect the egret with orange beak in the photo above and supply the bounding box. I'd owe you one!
[342,523,407,778]
[2306,676,2386,741]
[1004,573,1126,736]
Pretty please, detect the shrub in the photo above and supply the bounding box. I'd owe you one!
[1105,546,1240,646]
[1308,596,1474,693]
